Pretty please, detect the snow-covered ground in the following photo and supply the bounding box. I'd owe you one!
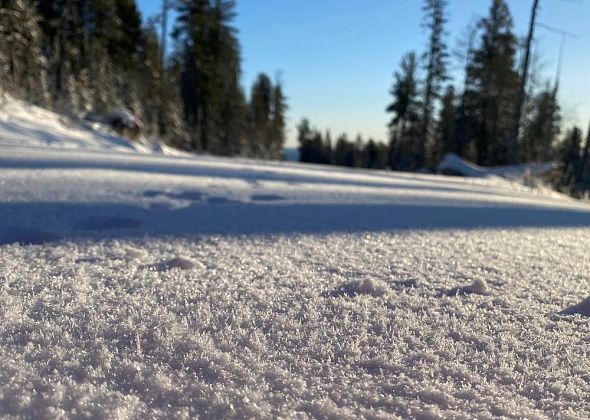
[437,152,561,179]
[1,97,590,417]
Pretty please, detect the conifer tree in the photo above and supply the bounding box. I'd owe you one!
[0,0,48,104]
[520,86,560,162]
[297,118,314,163]
[558,127,582,188]
[248,73,272,158]
[419,0,449,169]
[577,123,590,188]
[463,0,519,165]
[386,52,421,170]
[430,84,456,165]
[334,133,354,167]
[174,0,242,153]
[323,130,333,164]
[353,134,364,167]
[246,73,287,159]
[269,81,287,159]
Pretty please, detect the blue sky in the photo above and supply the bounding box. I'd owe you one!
[137,0,590,146]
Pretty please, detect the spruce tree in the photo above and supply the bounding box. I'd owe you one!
[419,0,449,169]
[0,0,48,104]
[558,127,582,188]
[297,118,314,163]
[430,84,456,165]
[386,52,421,171]
[174,0,243,153]
[577,123,590,189]
[269,80,287,159]
[248,73,272,158]
[464,0,519,165]
[333,134,354,167]
[520,86,560,162]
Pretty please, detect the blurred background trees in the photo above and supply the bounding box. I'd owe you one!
[0,0,286,157]
[0,0,589,196]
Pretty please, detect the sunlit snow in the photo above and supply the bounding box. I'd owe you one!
[0,97,589,417]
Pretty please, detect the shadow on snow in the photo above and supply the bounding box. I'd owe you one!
[2,200,590,245]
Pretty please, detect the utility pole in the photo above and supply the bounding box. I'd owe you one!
[508,0,540,164]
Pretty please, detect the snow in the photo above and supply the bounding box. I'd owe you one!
[109,108,138,128]
[437,152,561,179]
[0,95,181,155]
[1,97,590,417]
[561,296,590,317]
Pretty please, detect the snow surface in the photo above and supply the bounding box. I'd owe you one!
[0,96,186,156]
[437,152,561,179]
[1,97,590,417]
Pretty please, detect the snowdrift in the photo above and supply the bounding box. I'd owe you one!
[0,95,187,156]
[437,152,561,178]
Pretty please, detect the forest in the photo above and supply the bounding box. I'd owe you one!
[0,0,589,196]
[297,0,590,198]
[0,0,286,160]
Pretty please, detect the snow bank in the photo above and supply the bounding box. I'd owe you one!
[437,153,561,179]
[0,95,184,156]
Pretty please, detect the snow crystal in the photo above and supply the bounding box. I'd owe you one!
[124,246,148,259]
[331,278,390,297]
[446,278,491,296]
[464,278,491,295]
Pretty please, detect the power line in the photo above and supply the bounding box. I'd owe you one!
[536,22,579,88]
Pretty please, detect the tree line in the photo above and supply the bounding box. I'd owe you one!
[0,0,287,159]
[297,0,590,197]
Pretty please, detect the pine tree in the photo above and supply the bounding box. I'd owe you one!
[269,80,287,159]
[323,130,333,164]
[353,134,364,167]
[577,123,590,189]
[452,23,480,162]
[365,139,378,169]
[558,127,582,188]
[520,86,560,162]
[386,52,421,171]
[248,73,272,158]
[246,73,287,159]
[0,0,48,104]
[419,0,449,169]
[430,84,456,165]
[297,118,314,163]
[334,133,354,167]
[464,0,519,165]
[174,0,243,153]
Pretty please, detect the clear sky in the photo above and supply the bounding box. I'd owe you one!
[137,0,590,146]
